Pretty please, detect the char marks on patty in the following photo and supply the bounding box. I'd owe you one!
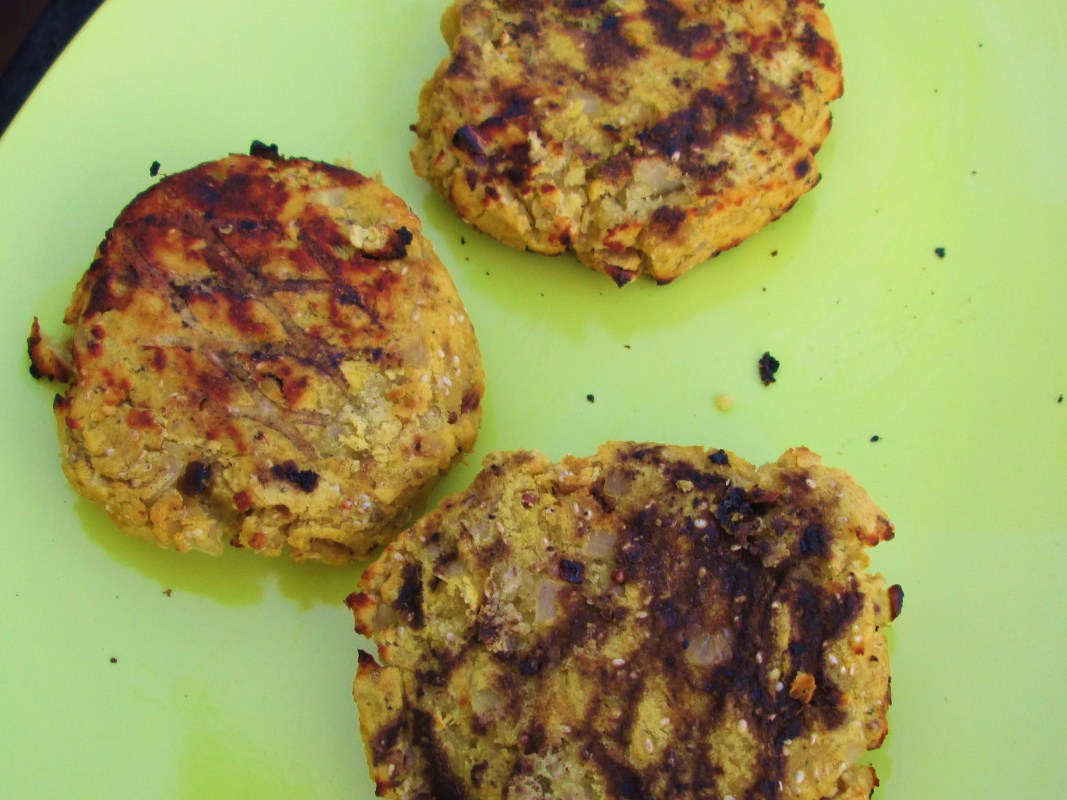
[412,0,844,284]
[350,442,900,798]
[30,149,484,562]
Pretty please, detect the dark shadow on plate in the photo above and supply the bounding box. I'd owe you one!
[76,497,368,610]
[414,187,807,343]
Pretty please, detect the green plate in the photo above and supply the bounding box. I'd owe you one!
[2,1,1065,797]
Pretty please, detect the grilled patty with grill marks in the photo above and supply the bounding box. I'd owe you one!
[411,0,843,285]
[349,442,901,798]
[29,147,484,563]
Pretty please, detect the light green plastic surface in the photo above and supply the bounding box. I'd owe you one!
[1,1,1065,797]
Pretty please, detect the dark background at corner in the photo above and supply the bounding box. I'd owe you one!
[1,0,106,136]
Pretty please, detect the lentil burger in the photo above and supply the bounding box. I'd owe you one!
[29,147,483,563]
[349,443,901,799]
[411,0,844,285]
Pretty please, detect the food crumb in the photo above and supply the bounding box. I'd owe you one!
[758,352,780,385]
[870,435,881,443]
[586,393,595,403]
[1058,394,1064,404]
[163,588,173,597]
[714,393,735,412]
[109,657,118,664]
[934,246,946,258]
[149,160,161,177]
[770,249,779,257]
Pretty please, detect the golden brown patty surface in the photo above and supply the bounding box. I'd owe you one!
[349,442,901,799]
[412,0,844,285]
[30,148,484,563]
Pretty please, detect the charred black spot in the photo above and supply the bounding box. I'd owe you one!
[370,715,405,762]
[604,263,637,287]
[249,140,280,159]
[649,205,687,235]
[177,460,213,497]
[644,0,715,58]
[594,746,647,800]
[461,388,482,413]
[774,717,804,751]
[559,558,586,584]
[758,351,780,385]
[359,227,414,261]
[477,616,505,651]
[709,55,764,131]
[753,778,782,798]
[637,103,710,160]
[477,116,508,138]
[270,460,320,492]
[794,159,811,178]
[563,0,605,13]
[488,140,535,187]
[799,523,830,558]
[519,653,542,676]
[416,668,447,687]
[498,91,534,120]
[799,22,836,65]
[597,151,633,182]
[888,584,905,620]
[393,562,426,630]
[470,761,489,788]
[410,709,466,800]
[83,264,137,318]
[668,460,725,492]
[717,485,753,525]
[452,125,486,160]
[519,722,546,755]
[587,13,644,70]
[652,597,681,630]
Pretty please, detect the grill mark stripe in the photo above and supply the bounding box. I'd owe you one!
[113,227,320,458]
[154,176,353,389]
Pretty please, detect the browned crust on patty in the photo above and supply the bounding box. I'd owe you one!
[350,442,900,798]
[412,0,844,284]
[31,149,484,562]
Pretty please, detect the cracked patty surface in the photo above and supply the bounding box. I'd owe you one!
[30,149,484,563]
[411,0,843,285]
[349,443,901,798]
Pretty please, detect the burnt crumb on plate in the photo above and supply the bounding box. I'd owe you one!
[586,393,595,403]
[149,160,160,177]
[870,435,881,443]
[934,246,946,258]
[249,140,280,158]
[758,352,780,385]
[109,657,118,664]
